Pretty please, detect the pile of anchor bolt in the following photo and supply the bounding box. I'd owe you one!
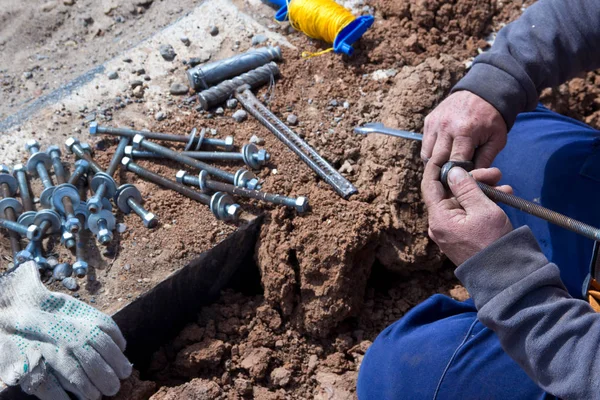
[0,122,308,287]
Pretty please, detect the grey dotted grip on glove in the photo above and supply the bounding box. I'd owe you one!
[0,262,132,400]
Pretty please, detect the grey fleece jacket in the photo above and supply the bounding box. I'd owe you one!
[451,1,600,399]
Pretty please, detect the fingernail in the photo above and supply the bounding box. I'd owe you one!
[448,167,468,185]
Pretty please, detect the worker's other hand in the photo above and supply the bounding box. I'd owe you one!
[422,91,508,168]
[422,163,513,265]
[0,262,132,400]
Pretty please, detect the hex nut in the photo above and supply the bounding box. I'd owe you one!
[132,134,144,149]
[61,230,75,244]
[225,204,242,221]
[26,225,41,241]
[73,261,89,278]
[65,137,79,153]
[295,196,309,213]
[255,149,270,164]
[246,178,260,191]
[143,212,158,228]
[224,136,234,150]
[12,164,26,175]
[64,217,82,233]
[98,228,113,244]
[89,121,98,135]
[175,170,187,184]
[124,146,133,156]
[121,157,132,167]
[80,143,93,155]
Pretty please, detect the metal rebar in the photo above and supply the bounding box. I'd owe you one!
[71,144,103,174]
[106,137,130,177]
[198,62,280,110]
[121,158,211,205]
[236,88,357,199]
[187,46,282,90]
[134,137,235,183]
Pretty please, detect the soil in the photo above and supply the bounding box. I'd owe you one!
[2,0,598,398]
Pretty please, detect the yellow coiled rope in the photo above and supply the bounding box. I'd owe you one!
[286,0,357,57]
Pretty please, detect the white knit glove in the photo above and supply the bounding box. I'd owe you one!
[0,262,132,399]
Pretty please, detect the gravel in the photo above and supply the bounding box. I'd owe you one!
[170,82,189,95]
[62,277,79,291]
[159,44,176,61]
[107,71,119,80]
[249,135,265,145]
[286,114,298,126]
[226,98,238,109]
[232,110,248,122]
[180,36,191,46]
[155,111,167,121]
[215,107,224,115]
[252,34,268,46]
[53,263,73,280]
[209,26,219,36]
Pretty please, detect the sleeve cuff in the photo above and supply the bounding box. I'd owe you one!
[455,226,550,310]
[452,62,534,130]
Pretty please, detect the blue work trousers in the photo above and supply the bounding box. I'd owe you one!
[358,105,600,399]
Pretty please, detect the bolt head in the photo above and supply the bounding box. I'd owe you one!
[12,164,25,175]
[132,134,144,149]
[64,217,82,233]
[26,225,41,241]
[46,145,61,157]
[89,121,98,135]
[98,228,113,245]
[0,165,9,175]
[295,196,309,213]
[65,137,79,153]
[87,198,103,214]
[124,146,133,156]
[224,136,234,150]
[73,261,89,278]
[175,170,187,184]
[25,140,39,153]
[143,212,158,228]
[225,204,242,221]
[121,157,132,167]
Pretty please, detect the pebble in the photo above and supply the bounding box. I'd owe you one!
[159,44,176,61]
[286,114,298,126]
[63,0,74,5]
[46,257,59,269]
[132,86,144,98]
[329,99,338,107]
[62,277,79,291]
[53,265,71,281]
[144,75,151,81]
[210,128,218,136]
[116,223,127,233]
[371,68,398,81]
[131,80,143,89]
[252,34,268,46]
[226,98,238,109]
[123,57,132,63]
[188,57,202,67]
[82,15,94,26]
[270,367,291,387]
[209,26,219,36]
[107,71,118,80]
[123,264,131,271]
[170,82,189,95]
[155,111,167,121]
[232,110,248,122]
[343,101,350,109]
[23,71,33,80]
[249,135,265,145]
[215,107,224,116]
[41,1,57,12]
[135,68,145,75]
[180,36,191,46]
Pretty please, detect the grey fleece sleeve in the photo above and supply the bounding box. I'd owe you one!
[452,0,600,129]
[456,226,600,399]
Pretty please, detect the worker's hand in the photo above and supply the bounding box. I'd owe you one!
[422,163,513,265]
[422,91,508,168]
[0,262,132,400]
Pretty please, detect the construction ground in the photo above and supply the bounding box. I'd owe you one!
[1,0,599,398]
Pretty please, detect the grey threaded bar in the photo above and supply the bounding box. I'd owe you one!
[187,46,282,90]
[14,169,34,212]
[198,62,280,110]
[106,137,130,177]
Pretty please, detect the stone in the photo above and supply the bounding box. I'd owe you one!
[169,83,189,95]
[123,57,132,63]
[41,1,57,12]
[286,114,298,126]
[159,44,176,61]
[226,98,238,109]
[180,36,190,46]
[270,367,291,387]
[249,135,264,145]
[215,107,224,116]
[234,378,252,396]
[371,68,398,81]
[175,339,226,375]
[252,34,268,46]
[52,264,72,281]
[107,71,118,80]
[208,26,219,36]
[82,15,94,26]
[116,223,127,233]
[63,0,74,4]
[22,71,33,80]
[232,110,247,123]
[329,99,338,107]
[62,277,79,291]
[132,86,144,98]
[135,0,153,5]
[155,111,167,121]
[240,347,272,379]
[343,101,350,109]
[130,80,143,88]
